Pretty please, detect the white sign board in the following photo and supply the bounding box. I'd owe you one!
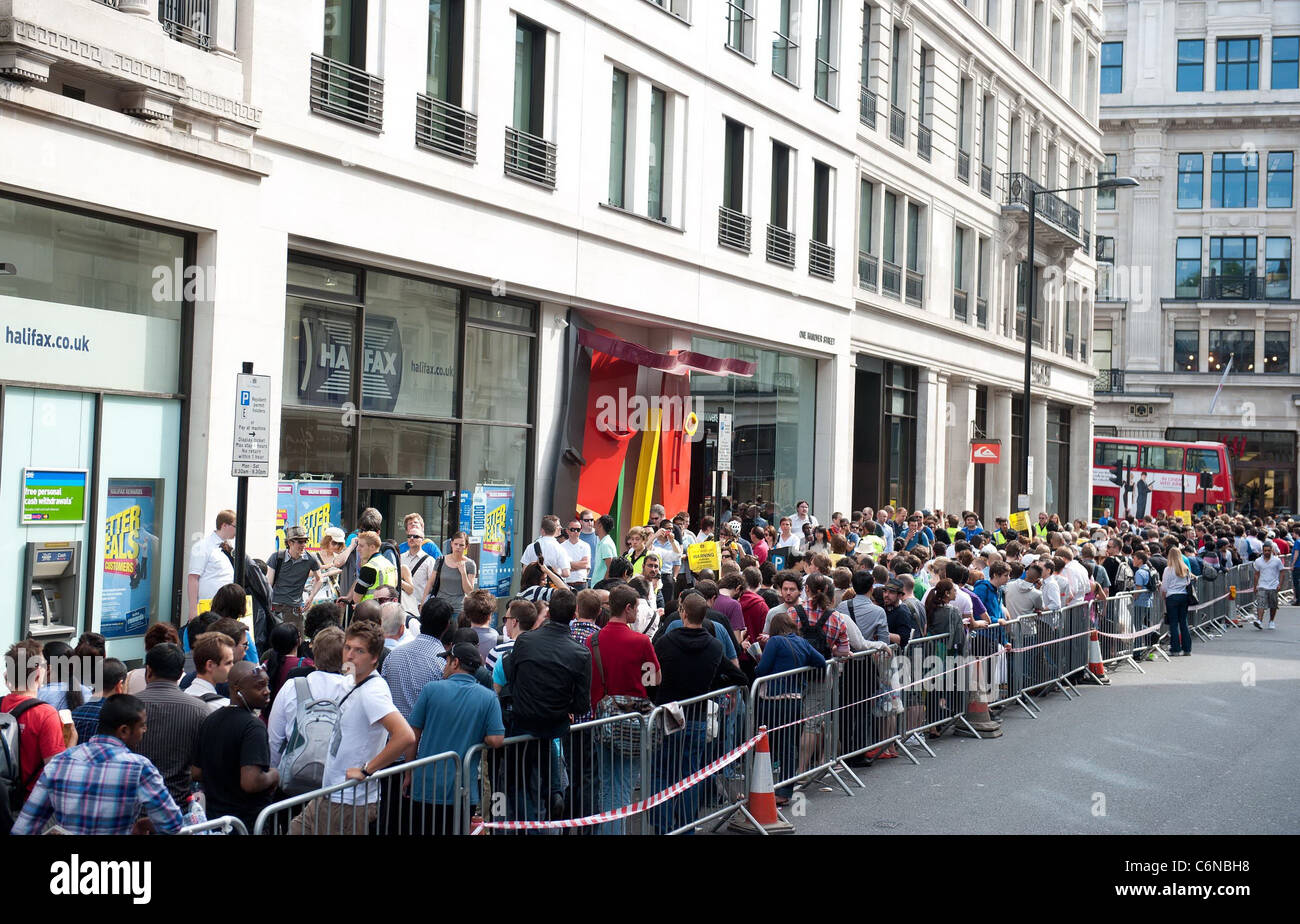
[717,412,733,472]
[231,373,272,477]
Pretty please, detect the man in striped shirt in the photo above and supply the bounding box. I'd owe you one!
[134,642,209,805]
[12,694,183,836]
[382,598,453,719]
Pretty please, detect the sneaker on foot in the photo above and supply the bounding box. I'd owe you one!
[1268,622,1276,630]
[1254,620,1265,630]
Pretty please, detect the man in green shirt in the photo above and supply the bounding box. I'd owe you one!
[590,514,619,584]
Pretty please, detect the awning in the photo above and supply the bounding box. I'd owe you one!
[578,328,755,378]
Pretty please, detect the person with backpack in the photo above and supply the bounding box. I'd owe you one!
[268,626,348,771]
[754,610,828,804]
[266,525,322,634]
[2,640,69,833]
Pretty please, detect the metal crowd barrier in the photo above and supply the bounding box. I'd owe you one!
[645,686,748,835]
[1280,567,1296,607]
[832,645,914,765]
[1188,568,1231,642]
[178,815,248,835]
[252,750,463,835]
[1094,592,1144,672]
[747,663,849,797]
[901,632,977,753]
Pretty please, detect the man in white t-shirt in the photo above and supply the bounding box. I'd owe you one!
[1060,548,1092,605]
[187,509,237,623]
[1253,542,1284,629]
[519,515,572,583]
[289,622,414,834]
[560,518,592,589]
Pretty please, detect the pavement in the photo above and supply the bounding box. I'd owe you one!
[791,606,1300,835]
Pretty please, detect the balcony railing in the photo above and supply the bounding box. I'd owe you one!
[1002,171,1082,241]
[1093,368,1124,394]
[889,105,906,144]
[882,260,902,298]
[809,240,835,281]
[916,123,932,161]
[976,295,988,329]
[858,251,879,292]
[980,162,993,197]
[957,149,971,183]
[159,0,211,50]
[1197,275,1277,300]
[859,86,878,129]
[504,126,557,188]
[309,54,384,132]
[416,94,478,162]
[718,206,752,253]
[905,269,924,307]
[953,288,969,322]
[766,224,795,267]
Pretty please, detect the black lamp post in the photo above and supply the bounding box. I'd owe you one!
[1019,175,1139,510]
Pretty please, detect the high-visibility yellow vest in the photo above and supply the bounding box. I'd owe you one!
[359,552,398,602]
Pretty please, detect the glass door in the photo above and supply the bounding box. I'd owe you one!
[357,481,458,551]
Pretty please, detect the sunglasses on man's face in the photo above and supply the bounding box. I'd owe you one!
[568,527,581,533]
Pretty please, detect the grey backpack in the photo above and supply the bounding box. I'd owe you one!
[277,676,368,796]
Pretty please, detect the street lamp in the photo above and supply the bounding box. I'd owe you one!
[1018,175,1138,511]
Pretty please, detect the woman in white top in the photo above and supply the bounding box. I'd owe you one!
[1162,547,1194,656]
[790,500,818,537]
[773,516,803,553]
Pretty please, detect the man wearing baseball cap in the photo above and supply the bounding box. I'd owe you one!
[267,525,322,633]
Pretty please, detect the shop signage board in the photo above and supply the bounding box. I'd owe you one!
[21,469,88,525]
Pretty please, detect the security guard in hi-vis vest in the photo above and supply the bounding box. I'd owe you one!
[349,530,398,603]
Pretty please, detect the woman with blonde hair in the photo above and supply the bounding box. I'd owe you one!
[1162,544,1194,656]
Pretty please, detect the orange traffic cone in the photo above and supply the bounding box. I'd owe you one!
[955,655,1002,738]
[1088,629,1111,683]
[729,727,795,834]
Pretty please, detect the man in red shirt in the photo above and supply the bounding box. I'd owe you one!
[729,569,769,681]
[587,584,660,834]
[3,640,69,816]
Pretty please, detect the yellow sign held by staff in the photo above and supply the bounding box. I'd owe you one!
[687,541,721,573]
[1174,510,1192,526]
[1008,510,1030,533]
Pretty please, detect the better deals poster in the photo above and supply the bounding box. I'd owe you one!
[100,480,160,639]
[459,484,515,597]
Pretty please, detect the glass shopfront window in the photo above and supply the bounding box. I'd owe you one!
[1045,405,1071,519]
[690,337,817,520]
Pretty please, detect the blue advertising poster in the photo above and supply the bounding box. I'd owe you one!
[276,481,344,554]
[100,480,160,639]
[459,484,515,597]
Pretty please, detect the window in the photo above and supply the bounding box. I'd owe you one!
[859,4,873,88]
[1266,237,1292,298]
[1174,329,1199,371]
[977,236,990,328]
[1177,39,1204,91]
[1208,329,1255,372]
[1140,445,1184,471]
[773,0,800,82]
[858,178,874,253]
[1100,41,1122,93]
[1209,236,1256,280]
[1216,37,1260,90]
[1272,36,1299,89]
[1095,235,1114,262]
[513,17,546,136]
[1186,448,1221,474]
[722,118,746,212]
[957,77,971,158]
[324,0,367,68]
[1175,237,1201,298]
[426,0,465,104]
[1013,0,1025,52]
[1098,154,1117,209]
[608,70,629,207]
[890,27,905,109]
[1178,153,1203,208]
[1093,440,1137,468]
[772,141,793,230]
[883,191,898,264]
[1210,152,1258,208]
[1267,152,1294,208]
[985,0,998,30]
[647,87,667,220]
[954,224,967,291]
[1070,37,1082,106]
[726,0,755,57]
[814,0,839,104]
[648,0,690,18]
[1095,234,1114,298]
[1049,17,1062,88]
[906,201,922,272]
[812,161,832,244]
[1264,331,1290,373]
[981,94,995,166]
[1032,2,1045,71]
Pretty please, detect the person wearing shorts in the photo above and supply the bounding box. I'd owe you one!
[1253,543,1284,629]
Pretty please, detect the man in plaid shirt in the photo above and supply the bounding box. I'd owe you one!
[12,694,184,836]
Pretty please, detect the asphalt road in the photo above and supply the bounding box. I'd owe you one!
[792,607,1300,835]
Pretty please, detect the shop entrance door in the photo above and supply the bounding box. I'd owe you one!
[357,479,458,549]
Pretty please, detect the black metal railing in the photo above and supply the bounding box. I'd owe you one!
[809,240,835,281]
[980,163,993,197]
[95,0,122,8]
[953,288,969,321]
[858,251,879,292]
[1199,275,1274,300]
[976,295,988,329]
[1093,368,1124,394]
[957,149,970,183]
[882,260,902,298]
[718,206,752,253]
[309,54,384,132]
[159,0,210,50]
[889,105,906,144]
[415,94,478,162]
[766,224,795,267]
[504,126,557,188]
[859,86,878,129]
[916,123,932,161]
[905,269,924,307]
[1002,171,1082,241]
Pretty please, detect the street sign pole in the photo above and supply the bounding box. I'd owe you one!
[234,361,252,588]
[231,360,272,589]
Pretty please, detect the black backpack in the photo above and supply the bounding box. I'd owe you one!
[1,698,45,835]
[795,605,833,658]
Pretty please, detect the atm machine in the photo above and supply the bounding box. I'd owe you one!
[23,540,81,645]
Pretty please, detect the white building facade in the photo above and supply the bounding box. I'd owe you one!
[0,0,1102,654]
[1094,0,1300,515]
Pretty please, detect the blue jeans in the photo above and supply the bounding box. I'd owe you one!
[1165,593,1191,654]
[596,740,640,835]
[650,720,708,834]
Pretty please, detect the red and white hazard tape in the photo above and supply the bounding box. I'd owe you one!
[477,731,765,831]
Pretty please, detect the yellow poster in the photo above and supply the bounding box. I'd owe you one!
[1174,510,1192,526]
[828,553,845,569]
[687,541,721,573]
[1008,510,1030,533]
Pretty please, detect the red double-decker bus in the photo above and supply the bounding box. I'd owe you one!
[1091,437,1234,520]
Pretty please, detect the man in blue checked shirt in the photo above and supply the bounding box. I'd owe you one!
[12,694,184,836]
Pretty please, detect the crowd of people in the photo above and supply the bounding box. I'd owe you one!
[3,498,1295,836]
